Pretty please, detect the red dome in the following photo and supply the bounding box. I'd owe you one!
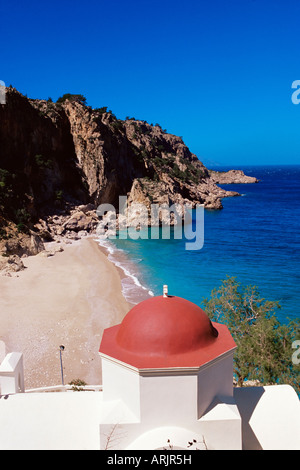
[99,295,236,370]
[116,296,218,356]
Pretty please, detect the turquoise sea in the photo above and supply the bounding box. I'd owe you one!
[98,165,300,324]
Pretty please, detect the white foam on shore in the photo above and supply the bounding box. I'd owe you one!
[96,238,154,305]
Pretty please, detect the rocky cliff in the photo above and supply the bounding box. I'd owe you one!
[0,87,254,265]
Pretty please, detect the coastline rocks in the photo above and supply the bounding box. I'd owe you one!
[62,210,99,233]
[0,89,243,220]
[0,89,260,273]
[38,245,64,257]
[44,209,99,240]
[3,231,45,258]
[33,219,53,241]
[209,169,259,184]
[77,203,96,214]
[0,231,45,275]
[0,255,25,275]
[203,195,223,210]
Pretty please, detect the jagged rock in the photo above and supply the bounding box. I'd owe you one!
[0,255,25,274]
[62,211,98,233]
[34,219,49,232]
[39,246,64,257]
[203,195,223,210]
[3,232,45,258]
[77,230,88,237]
[209,169,259,184]
[33,220,53,241]
[29,232,45,254]
[65,231,80,240]
[77,203,96,213]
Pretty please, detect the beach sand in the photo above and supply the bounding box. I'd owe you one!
[0,237,132,389]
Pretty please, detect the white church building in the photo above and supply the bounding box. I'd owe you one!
[0,289,299,450]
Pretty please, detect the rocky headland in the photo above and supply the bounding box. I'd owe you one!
[209,169,259,184]
[0,87,257,273]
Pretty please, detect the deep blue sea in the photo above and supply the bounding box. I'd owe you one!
[98,165,300,324]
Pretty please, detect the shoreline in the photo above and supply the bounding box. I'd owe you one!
[95,237,154,305]
[0,237,144,389]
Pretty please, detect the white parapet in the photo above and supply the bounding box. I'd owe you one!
[0,352,25,395]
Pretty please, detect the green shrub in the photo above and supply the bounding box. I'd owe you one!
[55,190,63,201]
[94,106,108,114]
[111,120,124,132]
[35,154,53,169]
[203,276,300,393]
[15,208,30,225]
[56,94,87,105]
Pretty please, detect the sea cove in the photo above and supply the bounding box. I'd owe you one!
[107,165,300,324]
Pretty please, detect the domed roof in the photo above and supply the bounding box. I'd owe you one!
[116,295,218,356]
[99,293,236,370]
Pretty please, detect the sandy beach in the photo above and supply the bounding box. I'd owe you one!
[0,237,132,389]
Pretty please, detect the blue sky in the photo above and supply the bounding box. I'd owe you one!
[1,0,300,166]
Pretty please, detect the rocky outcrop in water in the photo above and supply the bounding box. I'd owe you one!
[209,169,259,184]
